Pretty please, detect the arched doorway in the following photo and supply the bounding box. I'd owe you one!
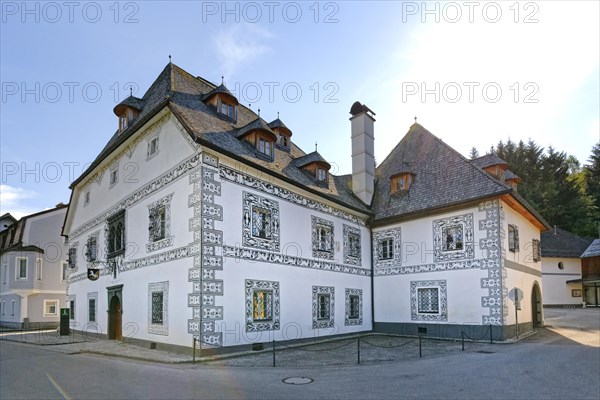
[108,294,122,340]
[531,283,542,329]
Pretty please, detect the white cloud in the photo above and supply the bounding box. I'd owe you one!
[212,24,274,78]
[0,184,38,219]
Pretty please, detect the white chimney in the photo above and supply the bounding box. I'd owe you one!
[350,101,375,205]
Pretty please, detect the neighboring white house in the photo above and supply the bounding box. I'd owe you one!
[0,205,69,329]
[61,62,550,352]
[541,228,594,307]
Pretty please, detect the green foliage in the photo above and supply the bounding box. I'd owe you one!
[477,139,599,237]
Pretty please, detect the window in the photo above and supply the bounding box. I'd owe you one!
[312,216,334,260]
[417,288,439,314]
[68,247,77,269]
[149,206,166,242]
[69,300,75,320]
[85,236,97,262]
[572,289,582,297]
[316,168,327,182]
[508,224,519,252]
[35,258,42,280]
[107,210,126,257]
[532,239,541,262]
[11,300,15,316]
[279,135,289,148]
[44,300,58,317]
[345,288,362,326]
[257,137,273,158]
[16,257,27,280]
[84,190,90,206]
[442,225,463,251]
[349,296,359,318]
[410,280,447,321]
[88,298,96,322]
[220,102,236,119]
[242,192,280,252]
[391,174,412,193]
[343,225,361,265]
[151,292,164,324]
[148,281,169,335]
[312,286,335,329]
[61,262,68,281]
[251,206,272,240]
[245,279,280,332]
[380,238,394,260]
[110,168,118,186]
[120,115,128,131]
[2,264,7,284]
[253,290,273,322]
[317,294,331,320]
[147,136,159,157]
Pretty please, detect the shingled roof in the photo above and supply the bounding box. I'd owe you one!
[581,239,600,258]
[541,227,594,258]
[471,154,509,169]
[294,151,330,168]
[372,123,515,222]
[70,63,370,214]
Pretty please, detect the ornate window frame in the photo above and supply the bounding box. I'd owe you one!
[148,281,169,335]
[106,210,126,258]
[312,286,335,329]
[312,216,334,260]
[345,288,363,326]
[242,192,280,252]
[343,224,361,266]
[433,213,474,262]
[410,280,447,322]
[373,228,401,268]
[245,279,280,332]
[147,193,174,253]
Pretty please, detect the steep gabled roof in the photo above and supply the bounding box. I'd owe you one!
[372,123,513,222]
[581,239,600,258]
[541,227,595,258]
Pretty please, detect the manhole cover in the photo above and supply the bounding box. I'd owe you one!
[282,377,313,385]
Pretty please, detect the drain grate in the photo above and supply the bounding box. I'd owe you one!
[282,377,313,385]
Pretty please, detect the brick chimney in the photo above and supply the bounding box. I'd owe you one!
[350,101,375,205]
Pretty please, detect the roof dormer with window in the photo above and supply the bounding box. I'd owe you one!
[268,116,293,151]
[390,172,414,194]
[113,95,144,133]
[471,154,509,181]
[202,82,239,122]
[236,117,277,161]
[295,151,331,187]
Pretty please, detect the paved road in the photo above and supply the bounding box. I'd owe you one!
[1,310,599,399]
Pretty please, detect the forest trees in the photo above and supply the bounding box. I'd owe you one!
[474,140,599,237]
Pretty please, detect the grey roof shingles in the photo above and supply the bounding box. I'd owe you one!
[294,152,330,168]
[541,227,595,258]
[71,63,552,226]
[372,123,517,222]
[471,154,509,169]
[581,239,600,258]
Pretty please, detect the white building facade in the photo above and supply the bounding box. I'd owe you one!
[63,63,549,351]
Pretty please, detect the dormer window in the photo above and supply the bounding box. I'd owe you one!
[391,173,412,193]
[280,135,289,148]
[317,168,327,182]
[257,137,273,158]
[120,115,128,131]
[220,101,236,119]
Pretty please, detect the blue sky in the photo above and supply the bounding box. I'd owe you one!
[1,1,599,219]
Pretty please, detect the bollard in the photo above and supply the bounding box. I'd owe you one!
[272,340,276,367]
[461,332,464,351]
[418,335,422,358]
[193,337,196,363]
[489,324,493,344]
[357,337,361,365]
